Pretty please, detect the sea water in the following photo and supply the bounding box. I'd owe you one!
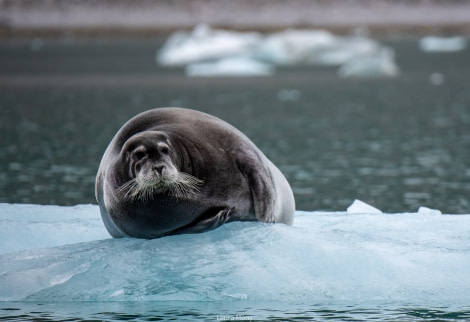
[1,203,469,320]
[1,36,470,213]
[1,34,470,320]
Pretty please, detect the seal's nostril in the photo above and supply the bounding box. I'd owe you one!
[154,165,165,175]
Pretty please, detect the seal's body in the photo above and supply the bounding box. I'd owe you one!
[96,107,295,239]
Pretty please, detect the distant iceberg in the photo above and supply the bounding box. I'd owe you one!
[419,36,467,52]
[156,24,400,78]
[157,24,261,66]
[252,29,380,66]
[185,57,274,77]
[1,201,469,303]
[338,47,400,78]
[252,29,336,65]
[418,206,442,215]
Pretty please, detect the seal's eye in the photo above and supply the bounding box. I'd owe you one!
[159,145,169,155]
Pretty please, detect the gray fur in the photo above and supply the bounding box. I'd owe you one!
[96,107,295,239]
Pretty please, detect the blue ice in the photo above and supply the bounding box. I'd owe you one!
[1,202,469,304]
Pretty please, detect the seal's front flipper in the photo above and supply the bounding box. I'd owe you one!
[171,207,233,235]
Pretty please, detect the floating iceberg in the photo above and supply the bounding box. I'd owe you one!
[338,47,400,78]
[277,89,301,101]
[347,199,382,214]
[429,72,445,86]
[1,201,469,304]
[253,29,380,66]
[418,206,442,215]
[157,25,400,78]
[419,36,467,52]
[157,24,261,66]
[185,57,274,77]
[252,29,336,65]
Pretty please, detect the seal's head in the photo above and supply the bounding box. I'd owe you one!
[117,131,202,201]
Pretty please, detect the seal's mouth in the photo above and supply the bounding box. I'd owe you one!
[118,173,203,201]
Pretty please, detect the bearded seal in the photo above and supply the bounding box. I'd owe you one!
[95,107,295,239]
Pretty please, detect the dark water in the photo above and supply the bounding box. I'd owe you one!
[0,34,469,321]
[1,36,470,213]
[1,301,470,321]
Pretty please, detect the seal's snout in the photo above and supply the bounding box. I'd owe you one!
[153,164,166,175]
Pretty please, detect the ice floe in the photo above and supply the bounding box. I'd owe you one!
[338,47,400,78]
[429,72,445,86]
[0,203,108,255]
[1,201,469,303]
[277,89,302,101]
[347,199,382,214]
[157,24,261,66]
[419,36,467,52]
[185,57,274,77]
[418,206,442,215]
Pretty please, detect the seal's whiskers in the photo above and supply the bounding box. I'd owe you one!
[118,172,203,201]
